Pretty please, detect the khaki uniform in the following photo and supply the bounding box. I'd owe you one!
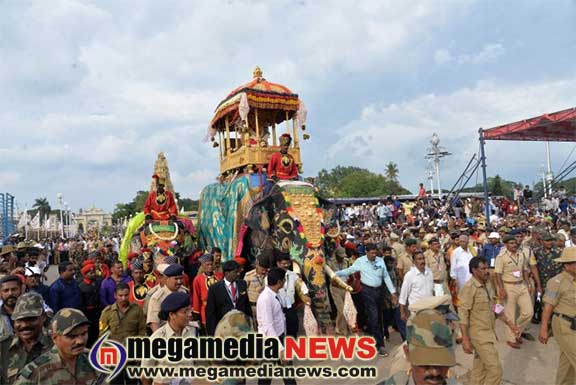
[244,269,266,321]
[0,331,52,384]
[397,252,414,279]
[543,271,576,385]
[424,249,448,295]
[458,277,502,385]
[141,323,195,385]
[14,346,97,385]
[99,302,146,343]
[495,248,533,342]
[391,242,405,260]
[146,285,188,327]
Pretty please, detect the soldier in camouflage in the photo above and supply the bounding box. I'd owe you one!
[0,292,52,384]
[14,308,96,385]
[380,304,459,385]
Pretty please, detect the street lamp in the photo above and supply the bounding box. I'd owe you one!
[64,202,68,238]
[57,193,63,238]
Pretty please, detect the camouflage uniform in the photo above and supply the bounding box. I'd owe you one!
[379,305,460,385]
[530,246,562,290]
[0,292,53,384]
[14,308,96,385]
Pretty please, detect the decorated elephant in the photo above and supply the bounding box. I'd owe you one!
[119,212,196,267]
[240,180,351,332]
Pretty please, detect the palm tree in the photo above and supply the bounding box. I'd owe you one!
[33,197,51,225]
[385,162,399,181]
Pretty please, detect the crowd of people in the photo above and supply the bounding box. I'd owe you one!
[0,184,574,385]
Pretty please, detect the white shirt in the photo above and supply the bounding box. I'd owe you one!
[450,246,474,289]
[398,266,434,306]
[257,286,286,338]
[268,270,308,309]
[224,278,238,305]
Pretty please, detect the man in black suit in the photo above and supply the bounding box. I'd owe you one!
[205,260,252,335]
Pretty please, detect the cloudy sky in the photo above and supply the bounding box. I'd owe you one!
[2,0,576,212]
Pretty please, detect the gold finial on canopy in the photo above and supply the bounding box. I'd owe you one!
[253,66,263,78]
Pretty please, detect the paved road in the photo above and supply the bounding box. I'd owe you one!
[44,266,559,384]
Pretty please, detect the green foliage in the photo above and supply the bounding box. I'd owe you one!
[315,165,411,198]
[461,176,521,198]
[385,161,399,181]
[491,175,503,196]
[32,197,51,225]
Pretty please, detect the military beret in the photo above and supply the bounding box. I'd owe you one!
[542,233,555,242]
[509,228,522,236]
[405,238,418,246]
[51,308,90,335]
[389,232,400,240]
[160,291,190,315]
[503,235,516,243]
[428,237,440,244]
[163,264,184,277]
[222,260,240,272]
[199,253,213,264]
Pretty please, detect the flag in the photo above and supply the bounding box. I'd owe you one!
[17,212,28,229]
[30,213,40,229]
[44,217,51,230]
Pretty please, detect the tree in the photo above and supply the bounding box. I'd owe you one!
[385,162,399,181]
[492,175,503,196]
[33,197,51,225]
[314,165,410,198]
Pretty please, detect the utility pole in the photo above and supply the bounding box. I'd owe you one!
[545,142,554,196]
[426,133,451,199]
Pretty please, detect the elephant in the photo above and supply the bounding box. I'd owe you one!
[240,180,351,332]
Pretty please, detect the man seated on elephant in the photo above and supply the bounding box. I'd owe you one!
[267,134,298,182]
[144,174,178,223]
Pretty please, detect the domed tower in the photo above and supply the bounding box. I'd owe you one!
[207,67,308,177]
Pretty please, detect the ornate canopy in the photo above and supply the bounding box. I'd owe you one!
[207,67,305,140]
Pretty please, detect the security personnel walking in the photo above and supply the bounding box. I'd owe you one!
[243,256,270,322]
[14,308,96,385]
[146,264,188,332]
[539,247,576,385]
[425,238,448,295]
[494,235,534,348]
[0,292,52,384]
[459,257,520,385]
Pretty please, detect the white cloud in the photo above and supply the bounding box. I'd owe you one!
[434,49,453,65]
[458,43,506,65]
[328,77,576,193]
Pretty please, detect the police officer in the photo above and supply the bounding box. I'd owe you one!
[14,308,96,385]
[459,257,520,385]
[0,292,52,384]
[539,247,576,385]
[243,256,270,322]
[141,292,195,385]
[494,234,534,348]
[379,306,459,384]
[146,264,188,332]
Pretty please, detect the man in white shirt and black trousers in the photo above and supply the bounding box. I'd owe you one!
[257,267,297,385]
